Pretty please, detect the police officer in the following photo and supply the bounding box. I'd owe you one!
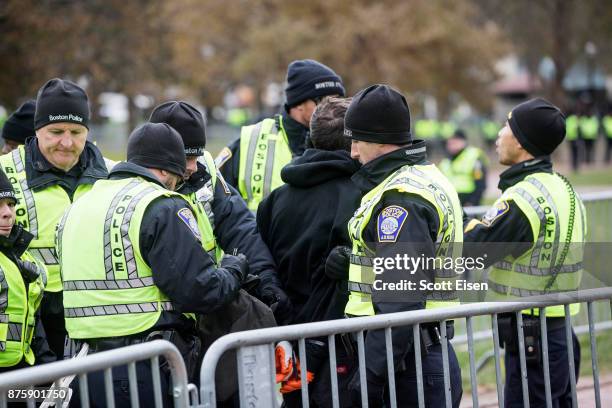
[565,112,582,171]
[464,98,585,407]
[216,59,345,211]
[1,100,35,154]
[0,169,49,372]
[337,85,462,407]
[603,108,612,163]
[58,123,247,407]
[439,129,488,206]
[0,79,109,360]
[149,101,291,323]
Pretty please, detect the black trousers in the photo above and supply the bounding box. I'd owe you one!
[504,327,580,408]
[71,359,173,407]
[40,291,66,361]
[384,342,462,408]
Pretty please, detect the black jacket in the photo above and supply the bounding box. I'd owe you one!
[109,162,242,333]
[0,225,55,369]
[25,137,108,197]
[463,158,551,266]
[218,111,309,189]
[351,141,444,379]
[178,160,282,293]
[256,149,362,324]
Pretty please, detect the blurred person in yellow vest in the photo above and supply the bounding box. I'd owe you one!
[565,112,582,171]
[603,108,612,163]
[579,112,599,164]
[439,129,488,206]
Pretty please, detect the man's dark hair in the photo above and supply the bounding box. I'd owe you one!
[310,97,352,152]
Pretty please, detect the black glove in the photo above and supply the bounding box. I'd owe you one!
[325,246,351,280]
[347,368,385,408]
[220,253,249,283]
[260,284,293,325]
[17,260,41,283]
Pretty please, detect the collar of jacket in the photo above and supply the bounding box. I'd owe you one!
[25,137,108,191]
[351,140,429,193]
[0,224,33,259]
[109,161,168,188]
[498,156,553,192]
[177,161,212,195]
[280,110,309,157]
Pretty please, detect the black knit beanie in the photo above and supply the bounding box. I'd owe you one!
[0,169,16,203]
[127,123,186,177]
[344,84,412,144]
[508,98,566,156]
[285,59,345,107]
[34,78,90,130]
[149,101,206,156]
[2,100,36,144]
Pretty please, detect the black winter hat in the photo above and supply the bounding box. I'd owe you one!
[0,169,16,203]
[452,129,467,140]
[285,59,345,107]
[344,84,412,144]
[127,123,186,177]
[2,100,36,143]
[149,101,206,156]
[34,78,90,130]
[508,98,566,156]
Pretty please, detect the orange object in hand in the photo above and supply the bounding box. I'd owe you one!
[274,341,315,393]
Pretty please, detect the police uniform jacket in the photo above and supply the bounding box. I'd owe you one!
[463,158,550,264]
[178,161,283,296]
[108,162,242,333]
[351,142,442,379]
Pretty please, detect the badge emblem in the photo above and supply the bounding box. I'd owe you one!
[377,205,408,242]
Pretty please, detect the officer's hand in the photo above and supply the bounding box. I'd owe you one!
[17,260,41,283]
[347,368,385,408]
[220,254,249,283]
[325,246,351,280]
[260,285,293,325]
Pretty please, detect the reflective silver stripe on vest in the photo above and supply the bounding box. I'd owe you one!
[64,301,175,318]
[63,277,155,291]
[6,322,22,341]
[244,122,263,204]
[103,180,141,280]
[263,136,276,198]
[120,186,157,279]
[348,281,372,295]
[12,149,24,173]
[56,206,72,270]
[526,177,561,268]
[494,261,582,276]
[0,270,6,312]
[488,281,568,297]
[0,315,8,323]
[404,146,427,155]
[19,179,38,238]
[29,247,58,266]
[350,254,373,267]
[427,290,458,301]
[514,187,547,267]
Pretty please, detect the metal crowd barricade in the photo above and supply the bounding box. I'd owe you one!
[0,340,191,408]
[199,287,612,408]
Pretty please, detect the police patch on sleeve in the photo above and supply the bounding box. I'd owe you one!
[481,200,509,226]
[177,208,201,241]
[214,147,232,169]
[377,206,408,242]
